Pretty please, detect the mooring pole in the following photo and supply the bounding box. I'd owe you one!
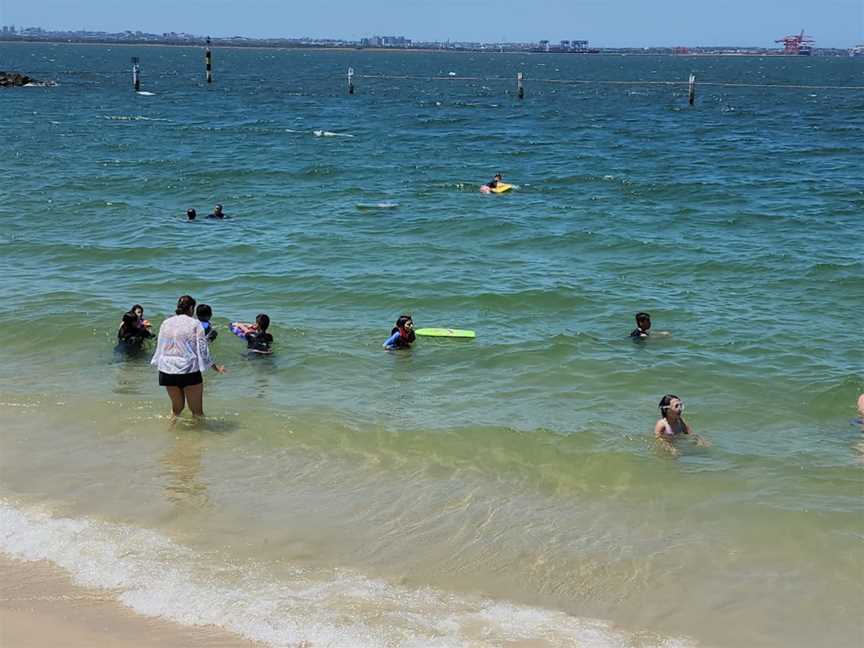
[347,66,354,94]
[205,36,213,84]
[517,71,524,100]
[132,57,140,91]
[688,73,696,106]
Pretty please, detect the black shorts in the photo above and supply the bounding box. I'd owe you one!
[158,371,203,388]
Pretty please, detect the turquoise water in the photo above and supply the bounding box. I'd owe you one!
[1,43,863,647]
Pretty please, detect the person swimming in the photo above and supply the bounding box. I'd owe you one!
[207,204,226,219]
[230,313,273,354]
[117,309,154,353]
[383,315,415,350]
[196,303,218,343]
[186,208,197,221]
[654,394,710,454]
[630,312,651,338]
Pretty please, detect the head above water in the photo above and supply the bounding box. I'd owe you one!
[396,314,414,330]
[196,304,213,322]
[494,173,503,180]
[255,313,270,332]
[186,208,197,220]
[131,304,144,318]
[214,204,223,214]
[121,311,138,328]
[658,394,684,419]
[635,312,651,330]
[175,295,196,316]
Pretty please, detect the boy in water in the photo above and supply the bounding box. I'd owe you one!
[383,315,415,350]
[230,313,273,354]
[186,208,197,221]
[196,304,218,343]
[207,204,226,219]
[630,312,651,338]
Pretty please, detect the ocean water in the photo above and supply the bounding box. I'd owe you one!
[1,43,863,647]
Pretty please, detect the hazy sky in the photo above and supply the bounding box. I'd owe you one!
[1,0,862,48]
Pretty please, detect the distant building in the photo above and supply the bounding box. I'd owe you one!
[361,35,411,48]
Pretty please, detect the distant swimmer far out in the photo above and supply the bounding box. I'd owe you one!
[630,312,652,339]
[207,203,226,219]
[230,313,274,354]
[383,314,415,350]
[480,172,512,194]
[186,208,197,221]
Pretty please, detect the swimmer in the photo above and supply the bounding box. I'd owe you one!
[654,394,710,455]
[129,304,152,332]
[196,303,218,343]
[186,208,197,221]
[630,312,651,338]
[207,204,225,219]
[230,313,273,354]
[117,309,154,353]
[383,314,415,350]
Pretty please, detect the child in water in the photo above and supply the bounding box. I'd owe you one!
[630,312,651,338]
[654,394,710,455]
[383,315,415,350]
[230,313,273,354]
[196,304,218,343]
[117,308,154,352]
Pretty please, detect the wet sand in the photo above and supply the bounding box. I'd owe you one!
[0,555,261,648]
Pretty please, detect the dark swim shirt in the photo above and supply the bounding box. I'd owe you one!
[245,331,273,354]
[630,328,649,338]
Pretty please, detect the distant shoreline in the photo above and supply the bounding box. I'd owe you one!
[0,37,852,57]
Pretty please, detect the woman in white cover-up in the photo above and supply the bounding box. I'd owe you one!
[151,295,225,418]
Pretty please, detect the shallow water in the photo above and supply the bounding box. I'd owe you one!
[1,43,863,647]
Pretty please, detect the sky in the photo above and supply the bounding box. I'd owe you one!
[0,0,862,48]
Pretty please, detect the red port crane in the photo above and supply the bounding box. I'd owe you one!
[775,30,814,55]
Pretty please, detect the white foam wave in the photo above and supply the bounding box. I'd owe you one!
[313,129,354,138]
[104,115,169,122]
[0,501,695,648]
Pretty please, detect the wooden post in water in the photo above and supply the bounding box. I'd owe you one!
[517,71,524,99]
[131,57,140,91]
[347,66,354,94]
[205,36,213,84]
[688,73,696,106]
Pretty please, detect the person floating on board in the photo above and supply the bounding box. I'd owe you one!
[383,314,415,350]
[196,304,218,343]
[485,173,503,190]
[654,394,710,456]
[630,312,652,339]
[186,208,197,221]
[230,313,273,354]
[207,204,226,219]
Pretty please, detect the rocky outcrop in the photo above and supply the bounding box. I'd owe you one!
[0,71,53,87]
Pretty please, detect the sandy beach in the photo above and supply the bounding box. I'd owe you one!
[0,556,261,648]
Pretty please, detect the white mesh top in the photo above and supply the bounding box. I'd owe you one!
[151,314,214,375]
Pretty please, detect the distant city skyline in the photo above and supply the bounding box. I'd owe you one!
[0,0,862,48]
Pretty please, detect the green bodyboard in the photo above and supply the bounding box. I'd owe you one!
[414,328,476,338]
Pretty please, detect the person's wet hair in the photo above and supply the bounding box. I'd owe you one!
[121,311,138,327]
[176,295,196,315]
[396,314,413,328]
[658,394,680,419]
[636,312,651,326]
[196,304,213,321]
[131,303,143,314]
[256,313,270,332]
[187,208,197,220]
